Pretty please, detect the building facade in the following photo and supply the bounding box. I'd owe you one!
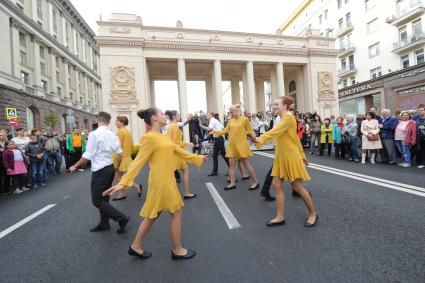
[96,13,339,141]
[279,0,425,113]
[0,0,101,133]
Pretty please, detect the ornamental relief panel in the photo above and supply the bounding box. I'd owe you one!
[110,66,136,101]
[317,71,335,98]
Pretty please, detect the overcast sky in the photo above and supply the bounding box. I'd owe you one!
[70,0,303,112]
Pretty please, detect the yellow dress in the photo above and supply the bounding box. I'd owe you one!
[113,128,134,172]
[257,113,310,183]
[119,133,204,219]
[215,117,254,159]
[167,123,188,170]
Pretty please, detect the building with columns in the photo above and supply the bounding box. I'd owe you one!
[0,0,101,132]
[97,13,339,140]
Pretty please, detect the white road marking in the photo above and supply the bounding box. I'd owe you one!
[63,195,69,200]
[205,182,241,230]
[254,152,425,198]
[0,204,57,240]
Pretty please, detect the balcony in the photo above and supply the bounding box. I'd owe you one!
[393,32,425,53]
[386,2,425,27]
[336,23,354,38]
[338,64,357,78]
[338,44,356,58]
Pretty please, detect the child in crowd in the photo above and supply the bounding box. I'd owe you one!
[25,134,46,189]
[2,140,29,194]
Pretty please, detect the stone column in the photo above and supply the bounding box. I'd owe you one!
[177,58,189,141]
[276,62,285,97]
[230,77,240,105]
[49,48,57,96]
[242,69,248,113]
[31,35,42,96]
[255,79,265,111]
[245,61,257,113]
[10,19,22,79]
[205,75,215,112]
[213,60,224,116]
[269,69,278,99]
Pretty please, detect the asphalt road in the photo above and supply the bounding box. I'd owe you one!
[0,152,424,283]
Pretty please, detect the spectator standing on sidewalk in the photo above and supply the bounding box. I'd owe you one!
[25,134,46,189]
[332,116,346,159]
[414,104,425,168]
[343,116,360,162]
[320,118,333,156]
[0,130,11,194]
[378,109,398,165]
[309,114,322,156]
[2,140,29,194]
[67,128,86,172]
[361,112,382,164]
[11,128,30,151]
[395,112,417,167]
[44,131,63,174]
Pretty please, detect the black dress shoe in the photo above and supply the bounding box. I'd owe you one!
[241,176,250,180]
[128,247,152,259]
[208,172,218,176]
[266,219,286,227]
[184,194,197,199]
[117,217,130,234]
[260,191,276,201]
[248,184,259,191]
[90,225,110,232]
[171,249,196,260]
[304,215,319,227]
[112,196,127,201]
[224,185,236,190]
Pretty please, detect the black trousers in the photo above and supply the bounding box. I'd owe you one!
[261,165,273,194]
[320,143,332,156]
[0,163,10,193]
[91,165,127,227]
[334,143,346,159]
[11,174,27,190]
[212,136,229,173]
[70,147,83,167]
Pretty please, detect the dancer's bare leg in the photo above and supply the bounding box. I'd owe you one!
[291,180,317,224]
[271,177,285,222]
[170,210,188,255]
[131,217,157,254]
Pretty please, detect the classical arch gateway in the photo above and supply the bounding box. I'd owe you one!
[96,13,339,140]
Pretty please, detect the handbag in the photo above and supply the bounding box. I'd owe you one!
[367,133,380,141]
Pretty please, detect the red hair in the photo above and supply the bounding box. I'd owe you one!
[277,96,294,108]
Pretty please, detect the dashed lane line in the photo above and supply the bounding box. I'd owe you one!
[205,182,241,230]
[0,204,57,240]
[254,152,425,198]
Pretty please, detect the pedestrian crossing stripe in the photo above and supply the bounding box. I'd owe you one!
[6,107,18,119]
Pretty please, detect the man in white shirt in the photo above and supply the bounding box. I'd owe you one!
[199,112,229,176]
[70,111,129,234]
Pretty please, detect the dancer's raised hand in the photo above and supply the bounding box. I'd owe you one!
[103,184,125,196]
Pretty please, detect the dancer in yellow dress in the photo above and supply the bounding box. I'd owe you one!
[254,96,318,227]
[103,108,207,260]
[112,116,142,201]
[165,110,196,199]
[213,105,259,190]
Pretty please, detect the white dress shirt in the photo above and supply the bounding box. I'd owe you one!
[208,117,224,131]
[82,126,122,172]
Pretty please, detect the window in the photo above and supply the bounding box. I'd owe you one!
[340,38,346,50]
[346,13,351,26]
[343,79,348,87]
[347,33,352,46]
[39,46,45,59]
[36,0,43,19]
[57,87,62,97]
[319,15,323,24]
[399,26,408,44]
[337,0,342,9]
[289,81,296,92]
[341,58,347,70]
[338,18,344,29]
[19,32,26,47]
[412,19,422,36]
[367,18,378,34]
[41,80,47,92]
[56,71,60,82]
[40,62,46,75]
[19,51,27,65]
[348,55,355,68]
[65,23,70,44]
[368,42,380,58]
[324,9,328,20]
[401,55,410,68]
[370,67,382,79]
[350,76,356,85]
[55,56,60,68]
[20,71,29,84]
[26,107,35,131]
[365,0,376,11]
[415,49,424,64]
[53,10,58,33]
[69,92,73,101]
[79,96,83,103]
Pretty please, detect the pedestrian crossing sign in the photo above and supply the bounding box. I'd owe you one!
[6,107,18,119]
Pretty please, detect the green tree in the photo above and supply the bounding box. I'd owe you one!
[44,113,60,130]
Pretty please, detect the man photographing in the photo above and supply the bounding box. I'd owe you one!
[70,111,129,234]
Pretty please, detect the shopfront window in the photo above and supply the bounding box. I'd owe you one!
[372,94,381,113]
[339,97,366,115]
